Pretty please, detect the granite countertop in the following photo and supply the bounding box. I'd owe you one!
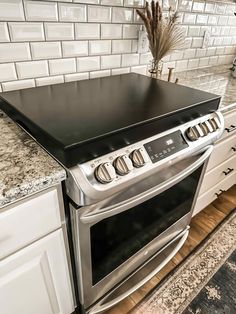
[0,65,235,208]
[164,65,236,112]
[0,111,66,208]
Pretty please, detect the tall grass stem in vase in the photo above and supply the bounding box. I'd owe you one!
[137,1,184,78]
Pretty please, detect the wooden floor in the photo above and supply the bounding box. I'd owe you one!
[107,185,236,314]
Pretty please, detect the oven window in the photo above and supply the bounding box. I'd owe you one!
[90,165,203,285]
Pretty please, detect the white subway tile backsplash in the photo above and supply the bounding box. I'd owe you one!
[88,5,111,22]
[188,58,199,69]
[90,69,110,78]
[74,0,98,3]
[31,42,61,59]
[89,40,111,55]
[0,0,235,91]
[124,0,144,7]
[188,26,200,37]
[2,79,35,91]
[218,16,228,26]
[16,60,49,79]
[123,24,140,38]
[112,67,130,75]
[101,0,123,5]
[24,1,58,21]
[196,14,208,25]
[112,39,132,53]
[192,1,205,12]
[9,22,44,41]
[0,0,24,21]
[131,39,138,52]
[45,23,74,40]
[36,75,64,86]
[64,72,89,82]
[59,3,86,22]
[75,23,100,39]
[178,0,193,12]
[63,41,88,57]
[101,24,122,39]
[131,65,146,75]
[192,37,203,48]
[49,58,76,75]
[206,47,216,56]
[183,13,196,24]
[77,56,100,71]
[176,59,188,72]
[0,63,17,82]
[215,3,226,15]
[195,48,206,58]
[122,53,139,66]
[101,54,121,69]
[0,22,9,42]
[183,48,196,59]
[140,52,151,64]
[0,43,31,62]
[199,57,209,67]
[112,7,133,23]
[205,3,215,13]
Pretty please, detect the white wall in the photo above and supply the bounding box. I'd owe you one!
[0,0,235,92]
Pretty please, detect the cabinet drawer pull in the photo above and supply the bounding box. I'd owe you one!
[225,125,236,133]
[232,147,236,152]
[215,189,225,197]
[223,168,234,176]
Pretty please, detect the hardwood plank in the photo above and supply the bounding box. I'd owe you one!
[105,186,236,314]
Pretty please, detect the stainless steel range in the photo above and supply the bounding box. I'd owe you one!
[68,111,224,314]
[0,73,224,314]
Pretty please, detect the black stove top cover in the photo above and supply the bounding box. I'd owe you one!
[0,73,220,167]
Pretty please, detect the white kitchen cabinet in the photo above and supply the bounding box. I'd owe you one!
[0,229,74,314]
[193,108,236,215]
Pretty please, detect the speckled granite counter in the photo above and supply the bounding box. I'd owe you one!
[165,65,236,112]
[0,111,66,208]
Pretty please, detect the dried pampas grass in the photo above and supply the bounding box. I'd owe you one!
[137,1,184,67]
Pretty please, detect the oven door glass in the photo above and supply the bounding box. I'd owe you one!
[90,165,203,285]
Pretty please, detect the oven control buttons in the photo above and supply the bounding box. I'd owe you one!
[95,162,116,184]
[131,148,149,167]
[114,155,133,175]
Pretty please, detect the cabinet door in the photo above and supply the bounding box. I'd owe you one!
[0,229,74,314]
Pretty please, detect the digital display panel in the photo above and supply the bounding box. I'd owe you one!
[144,131,188,163]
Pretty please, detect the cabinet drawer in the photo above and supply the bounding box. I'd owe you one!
[0,186,62,260]
[206,134,236,171]
[221,109,236,140]
[199,154,236,195]
[193,172,236,216]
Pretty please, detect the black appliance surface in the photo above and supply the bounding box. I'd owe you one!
[0,73,220,167]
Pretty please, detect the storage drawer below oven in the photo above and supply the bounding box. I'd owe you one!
[193,172,236,216]
[199,154,236,195]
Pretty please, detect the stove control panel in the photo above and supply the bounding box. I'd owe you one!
[91,112,223,184]
[144,131,188,163]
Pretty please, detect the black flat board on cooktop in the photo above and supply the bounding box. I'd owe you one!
[0,73,221,167]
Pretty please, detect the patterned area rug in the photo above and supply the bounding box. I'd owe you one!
[131,209,236,314]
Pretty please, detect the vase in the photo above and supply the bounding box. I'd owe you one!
[149,59,163,79]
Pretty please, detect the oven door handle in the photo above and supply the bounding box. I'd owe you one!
[88,227,189,314]
[81,145,213,224]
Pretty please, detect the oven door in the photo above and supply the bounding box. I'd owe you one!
[70,145,213,313]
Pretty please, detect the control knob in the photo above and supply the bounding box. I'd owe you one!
[95,162,116,184]
[185,126,199,141]
[131,148,148,167]
[114,155,133,175]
